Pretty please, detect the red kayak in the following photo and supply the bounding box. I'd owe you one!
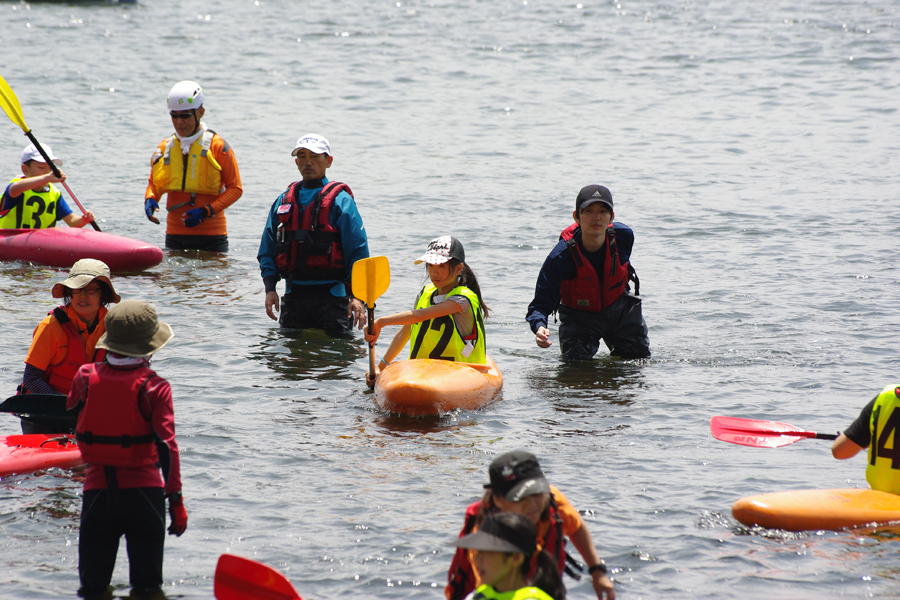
[0,433,83,478]
[0,228,163,272]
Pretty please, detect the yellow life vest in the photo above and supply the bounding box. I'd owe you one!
[471,584,555,600]
[0,178,61,229]
[150,130,223,196]
[409,284,486,364]
[866,384,900,494]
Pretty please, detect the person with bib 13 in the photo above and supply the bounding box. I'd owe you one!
[144,80,242,252]
[449,511,567,600]
[832,384,900,495]
[0,144,95,229]
[526,185,649,360]
[364,236,490,388]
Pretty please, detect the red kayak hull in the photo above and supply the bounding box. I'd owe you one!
[0,434,83,478]
[0,228,163,272]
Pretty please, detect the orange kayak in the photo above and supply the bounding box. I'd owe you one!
[732,488,900,531]
[374,356,503,416]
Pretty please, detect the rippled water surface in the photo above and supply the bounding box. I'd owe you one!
[1,0,899,598]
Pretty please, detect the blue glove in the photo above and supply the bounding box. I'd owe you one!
[144,198,160,224]
[183,205,212,228]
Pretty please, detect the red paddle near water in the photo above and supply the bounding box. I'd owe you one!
[710,416,838,448]
[214,554,304,600]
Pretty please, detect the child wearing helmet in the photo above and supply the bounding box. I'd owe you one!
[144,80,242,252]
[364,236,490,388]
[0,144,95,229]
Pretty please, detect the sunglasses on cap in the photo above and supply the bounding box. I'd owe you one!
[169,111,194,120]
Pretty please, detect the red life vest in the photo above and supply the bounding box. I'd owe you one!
[445,498,567,600]
[75,363,158,467]
[42,307,106,394]
[274,181,351,282]
[559,223,630,312]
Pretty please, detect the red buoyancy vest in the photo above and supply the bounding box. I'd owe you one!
[75,364,158,467]
[274,181,352,282]
[559,224,630,312]
[445,499,567,600]
[43,307,106,394]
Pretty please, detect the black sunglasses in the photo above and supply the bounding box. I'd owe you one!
[170,111,194,120]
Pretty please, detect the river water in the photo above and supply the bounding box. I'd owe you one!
[1,0,899,598]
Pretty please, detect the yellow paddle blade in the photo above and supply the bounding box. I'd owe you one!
[351,256,390,308]
[0,73,29,132]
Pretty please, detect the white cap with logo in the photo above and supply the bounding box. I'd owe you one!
[291,134,331,157]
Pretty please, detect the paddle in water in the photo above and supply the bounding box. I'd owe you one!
[214,553,303,600]
[0,73,101,231]
[710,416,838,448]
[351,256,390,386]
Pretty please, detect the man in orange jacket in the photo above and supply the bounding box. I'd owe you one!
[144,80,242,252]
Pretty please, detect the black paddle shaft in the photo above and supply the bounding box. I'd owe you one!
[25,131,102,231]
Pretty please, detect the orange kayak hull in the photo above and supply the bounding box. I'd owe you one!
[374,356,503,416]
[732,488,900,531]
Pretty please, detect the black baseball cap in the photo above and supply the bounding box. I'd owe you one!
[575,185,614,213]
[449,513,537,556]
[485,451,551,502]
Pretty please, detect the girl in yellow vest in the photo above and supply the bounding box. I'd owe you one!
[449,511,566,600]
[364,236,490,388]
[832,384,900,495]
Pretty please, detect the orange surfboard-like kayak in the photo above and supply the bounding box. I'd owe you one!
[732,488,900,531]
[374,356,503,416]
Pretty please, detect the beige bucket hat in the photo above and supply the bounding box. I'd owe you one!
[96,300,174,357]
[51,259,121,303]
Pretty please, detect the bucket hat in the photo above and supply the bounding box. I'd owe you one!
[449,513,537,556]
[96,300,173,357]
[485,451,551,502]
[51,259,121,303]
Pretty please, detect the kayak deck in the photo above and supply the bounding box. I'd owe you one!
[0,228,163,272]
[732,488,900,531]
[374,356,503,416]
[0,433,83,478]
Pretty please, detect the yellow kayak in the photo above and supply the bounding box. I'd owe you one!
[374,356,503,416]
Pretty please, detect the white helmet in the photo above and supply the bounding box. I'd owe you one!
[167,81,204,111]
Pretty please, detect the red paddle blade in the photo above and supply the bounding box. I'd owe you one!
[214,554,303,600]
[710,416,816,448]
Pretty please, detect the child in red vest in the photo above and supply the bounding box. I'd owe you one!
[67,300,187,598]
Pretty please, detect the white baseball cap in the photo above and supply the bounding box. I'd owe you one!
[21,143,62,166]
[291,134,331,156]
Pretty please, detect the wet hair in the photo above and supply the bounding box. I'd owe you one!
[62,280,115,307]
[445,258,491,318]
[485,512,567,600]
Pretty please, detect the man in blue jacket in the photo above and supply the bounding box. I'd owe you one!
[526,185,650,360]
[257,134,369,336]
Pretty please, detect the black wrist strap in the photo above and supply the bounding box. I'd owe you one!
[588,561,607,575]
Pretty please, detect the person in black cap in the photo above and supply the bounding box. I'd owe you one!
[364,235,490,387]
[526,185,649,360]
[446,451,615,600]
[450,512,566,600]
